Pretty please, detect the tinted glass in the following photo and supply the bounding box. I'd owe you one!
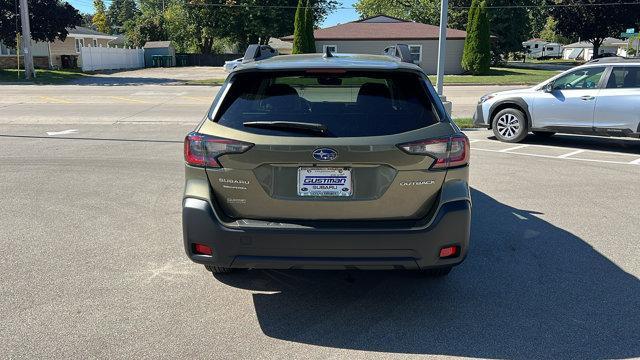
[553,67,605,90]
[606,66,640,89]
[213,71,440,137]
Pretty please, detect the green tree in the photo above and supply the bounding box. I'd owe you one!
[0,0,81,47]
[304,0,316,52]
[108,0,139,34]
[354,0,469,30]
[462,0,490,74]
[124,10,166,48]
[92,0,110,34]
[163,1,197,52]
[292,0,307,54]
[550,0,640,56]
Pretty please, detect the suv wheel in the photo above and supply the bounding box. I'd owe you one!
[205,265,233,274]
[492,108,528,143]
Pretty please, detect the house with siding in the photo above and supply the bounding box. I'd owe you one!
[0,26,119,69]
[281,15,468,75]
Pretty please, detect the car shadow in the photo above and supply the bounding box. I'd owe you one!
[488,133,640,155]
[214,189,640,359]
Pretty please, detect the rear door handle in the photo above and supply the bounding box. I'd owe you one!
[581,95,595,101]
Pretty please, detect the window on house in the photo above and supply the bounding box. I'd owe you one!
[323,45,337,53]
[408,45,422,63]
[93,39,98,47]
[547,47,554,51]
[526,45,531,49]
[75,39,84,52]
[534,44,539,48]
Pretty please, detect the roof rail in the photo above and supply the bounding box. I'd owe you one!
[242,44,278,63]
[383,44,413,63]
[586,56,640,64]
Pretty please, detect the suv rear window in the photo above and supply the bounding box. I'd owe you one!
[211,71,440,137]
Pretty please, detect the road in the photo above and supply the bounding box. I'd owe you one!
[1,119,639,358]
[0,84,524,124]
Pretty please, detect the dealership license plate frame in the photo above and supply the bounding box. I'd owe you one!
[297,167,353,197]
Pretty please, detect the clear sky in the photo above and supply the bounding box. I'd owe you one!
[67,0,360,27]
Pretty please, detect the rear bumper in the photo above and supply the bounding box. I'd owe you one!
[182,193,471,270]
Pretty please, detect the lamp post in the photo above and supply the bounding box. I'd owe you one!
[436,0,451,114]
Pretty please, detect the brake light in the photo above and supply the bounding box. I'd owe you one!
[398,134,470,170]
[184,132,253,168]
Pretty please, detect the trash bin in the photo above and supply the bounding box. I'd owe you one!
[176,55,188,67]
[163,55,173,67]
[151,55,161,67]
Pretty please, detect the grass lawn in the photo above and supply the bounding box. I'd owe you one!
[428,67,559,85]
[183,78,227,86]
[526,59,583,65]
[0,69,87,84]
[453,117,477,129]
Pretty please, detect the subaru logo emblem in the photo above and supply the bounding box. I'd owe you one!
[312,148,338,161]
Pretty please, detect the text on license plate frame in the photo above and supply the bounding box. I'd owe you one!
[297,167,352,197]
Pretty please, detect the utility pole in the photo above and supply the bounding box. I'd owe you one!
[436,0,452,115]
[19,0,35,79]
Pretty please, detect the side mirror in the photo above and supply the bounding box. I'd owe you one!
[543,82,555,93]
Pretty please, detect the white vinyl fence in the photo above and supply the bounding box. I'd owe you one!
[80,46,144,71]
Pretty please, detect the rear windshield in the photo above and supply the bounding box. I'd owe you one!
[211,71,440,137]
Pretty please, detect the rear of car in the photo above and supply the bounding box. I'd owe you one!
[182,54,471,274]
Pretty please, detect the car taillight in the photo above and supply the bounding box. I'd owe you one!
[184,132,253,168]
[398,134,470,170]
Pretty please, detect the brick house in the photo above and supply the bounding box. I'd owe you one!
[0,26,119,69]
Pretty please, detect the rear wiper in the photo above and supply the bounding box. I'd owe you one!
[243,121,329,136]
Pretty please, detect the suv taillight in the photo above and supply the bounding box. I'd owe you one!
[184,132,253,168]
[398,134,470,170]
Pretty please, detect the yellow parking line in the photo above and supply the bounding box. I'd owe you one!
[182,96,211,102]
[110,96,148,103]
[40,96,71,104]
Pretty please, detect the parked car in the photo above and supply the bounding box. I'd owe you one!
[474,58,640,142]
[183,44,471,277]
[223,57,243,72]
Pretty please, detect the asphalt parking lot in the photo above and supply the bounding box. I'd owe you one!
[1,81,639,358]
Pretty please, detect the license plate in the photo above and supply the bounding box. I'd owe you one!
[297,168,352,197]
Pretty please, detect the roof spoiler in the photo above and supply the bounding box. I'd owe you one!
[242,44,278,63]
[383,44,413,63]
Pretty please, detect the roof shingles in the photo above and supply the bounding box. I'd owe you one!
[282,20,466,41]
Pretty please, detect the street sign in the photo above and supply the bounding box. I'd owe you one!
[627,28,635,34]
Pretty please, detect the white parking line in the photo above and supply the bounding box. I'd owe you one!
[557,149,585,158]
[499,145,529,152]
[470,139,638,157]
[472,147,640,166]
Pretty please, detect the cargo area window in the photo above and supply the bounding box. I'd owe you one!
[212,71,440,137]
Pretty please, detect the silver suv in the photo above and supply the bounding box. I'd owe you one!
[474,58,640,142]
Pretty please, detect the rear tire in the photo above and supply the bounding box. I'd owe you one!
[205,265,233,274]
[419,266,453,277]
[492,108,528,143]
[533,131,556,138]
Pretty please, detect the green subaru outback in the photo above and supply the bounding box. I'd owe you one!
[182,45,471,277]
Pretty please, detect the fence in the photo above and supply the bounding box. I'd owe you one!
[81,46,145,71]
[175,53,242,66]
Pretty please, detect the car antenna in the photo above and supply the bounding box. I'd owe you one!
[323,46,334,58]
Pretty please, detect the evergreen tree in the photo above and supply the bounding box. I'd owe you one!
[462,0,490,75]
[92,0,110,34]
[305,0,316,53]
[292,0,306,54]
